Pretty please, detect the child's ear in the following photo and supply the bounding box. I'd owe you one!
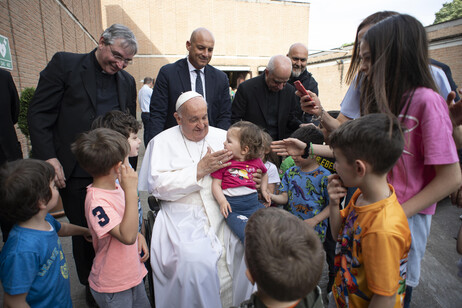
[245,269,255,285]
[37,199,47,210]
[354,159,367,177]
[113,161,123,173]
[241,145,250,156]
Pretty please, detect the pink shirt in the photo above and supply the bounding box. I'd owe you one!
[85,184,147,293]
[211,158,267,190]
[387,87,458,215]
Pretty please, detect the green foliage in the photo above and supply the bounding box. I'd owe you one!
[434,0,462,24]
[18,87,35,138]
[341,42,354,48]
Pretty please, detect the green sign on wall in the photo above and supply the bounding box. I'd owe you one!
[0,35,13,70]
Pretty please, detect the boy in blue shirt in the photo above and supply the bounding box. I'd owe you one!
[0,159,91,308]
[270,126,331,242]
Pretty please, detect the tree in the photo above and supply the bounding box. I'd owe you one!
[434,0,462,24]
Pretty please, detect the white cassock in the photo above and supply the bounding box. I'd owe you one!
[138,126,255,308]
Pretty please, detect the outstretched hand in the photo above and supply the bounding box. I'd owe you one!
[197,147,233,180]
[271,138,307,157]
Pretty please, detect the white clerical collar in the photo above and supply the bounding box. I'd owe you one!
[187,57,205,74]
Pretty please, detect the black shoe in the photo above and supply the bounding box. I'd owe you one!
[85,285,99,308]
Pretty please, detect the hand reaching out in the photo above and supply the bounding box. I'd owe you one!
[271,138,307,157]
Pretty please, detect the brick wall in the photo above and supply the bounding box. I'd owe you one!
[0,0,103,157]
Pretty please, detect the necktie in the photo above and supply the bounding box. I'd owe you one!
[195,69,204,96]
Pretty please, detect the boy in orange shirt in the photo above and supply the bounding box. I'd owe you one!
[327,114,411,308]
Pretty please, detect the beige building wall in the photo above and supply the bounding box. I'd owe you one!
[99,0,311,91]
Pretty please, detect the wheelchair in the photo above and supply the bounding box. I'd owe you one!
[143,196,160,307]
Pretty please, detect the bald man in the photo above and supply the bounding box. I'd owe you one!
[146,27,231,143]
[232,55,302,140]
[287,43,319,124]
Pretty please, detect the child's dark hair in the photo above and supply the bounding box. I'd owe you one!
[71,128,130,177]
[91,110,141,138]
[245,207,323,301]
[229,121,263,160]
[0,159,55,223]
[290,125,324,146]
[329,113,404,174]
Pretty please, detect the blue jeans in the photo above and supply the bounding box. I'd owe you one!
[225,193,264,243]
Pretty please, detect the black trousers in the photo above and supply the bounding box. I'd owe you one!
[60,177,94,285]
[141,112,150,147]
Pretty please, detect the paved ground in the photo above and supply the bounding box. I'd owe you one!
[1,129,462,307]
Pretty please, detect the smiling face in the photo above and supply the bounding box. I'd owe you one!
[174,97,209,142]
[96,37,134,75]
[288,44,308,78]
[128,132,141,157]
[186,29,215,70]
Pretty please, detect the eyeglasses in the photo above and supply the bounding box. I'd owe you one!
[108,45,133,65]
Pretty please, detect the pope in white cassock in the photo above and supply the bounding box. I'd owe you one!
[138,91,255,308]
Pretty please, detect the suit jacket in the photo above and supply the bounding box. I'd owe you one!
[28,49,136,178]
[232,74,302,140]
[146,58,231,142]
[0,69,22,163]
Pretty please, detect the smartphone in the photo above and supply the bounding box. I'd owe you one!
[294,80,312,101]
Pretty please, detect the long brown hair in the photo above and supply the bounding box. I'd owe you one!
[346,11,398,85]
[360,14,437,119]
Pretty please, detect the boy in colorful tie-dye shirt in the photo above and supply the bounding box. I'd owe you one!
[270,126,331,242]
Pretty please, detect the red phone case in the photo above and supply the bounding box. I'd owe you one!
[294,80,311,101]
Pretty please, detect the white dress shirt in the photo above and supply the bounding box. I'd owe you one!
[187,57,206,101]
[138,84,153,113]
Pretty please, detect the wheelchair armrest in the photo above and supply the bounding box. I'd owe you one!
[148,196,161,212]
